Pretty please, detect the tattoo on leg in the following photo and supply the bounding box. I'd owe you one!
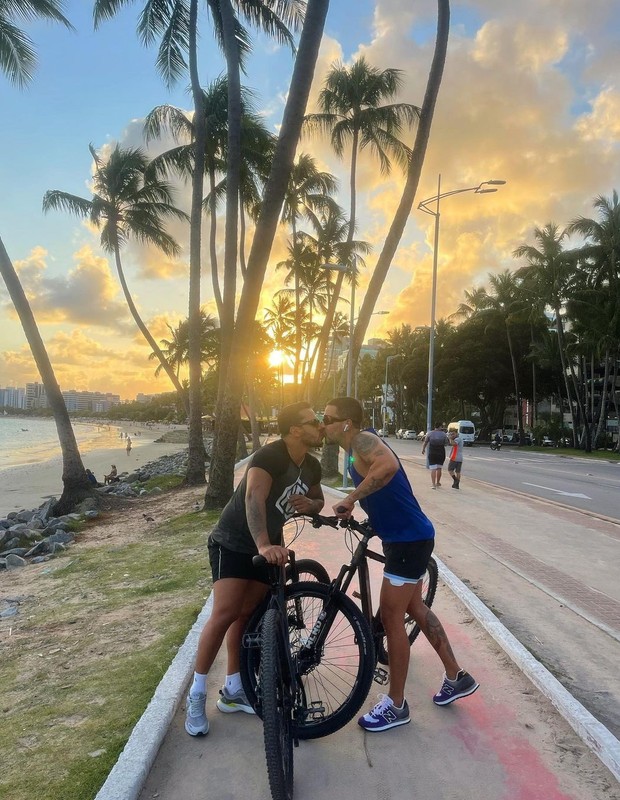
[422,608,456,661]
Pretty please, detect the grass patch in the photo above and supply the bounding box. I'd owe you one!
[138,474,185,492]
[0,506,219,800]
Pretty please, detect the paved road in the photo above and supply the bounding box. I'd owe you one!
[393,439,620,520]
[390,452,620,740]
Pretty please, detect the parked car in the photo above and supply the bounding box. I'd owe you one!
[541,435,555,447]
[402,430,417,439]
[377,429,389,437]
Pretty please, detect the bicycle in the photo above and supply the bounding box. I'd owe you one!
[241,513,438,743]
[246,549,372,800]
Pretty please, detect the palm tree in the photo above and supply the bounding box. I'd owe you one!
[43,144,190,410]
[0,0,73,87]
[149,310,220,378]
[513,223,583,446]
[350,0,450,390]
[95,0,306,489]
[305,55,419,399]
[205,0,330,507]
[144,79,275,318]
[281,153,338,383]
[0,3,94,514]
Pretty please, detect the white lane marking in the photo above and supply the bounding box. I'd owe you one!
[523,482,591,499]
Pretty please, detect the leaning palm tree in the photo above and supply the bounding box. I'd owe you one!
[43,144,190,411]
[0,2,94,513]
[305,55,419,401]
[349,0,450,397]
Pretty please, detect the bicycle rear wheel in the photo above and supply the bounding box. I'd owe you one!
[241,582,375,740]
[260,608,294,800]
[375,556,439,665]
[285,558,330,585]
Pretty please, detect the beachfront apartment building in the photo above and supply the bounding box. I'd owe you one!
[1,382,120,412]
[0,386,26,409]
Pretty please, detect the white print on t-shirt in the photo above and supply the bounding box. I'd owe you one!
[276,477,310,518]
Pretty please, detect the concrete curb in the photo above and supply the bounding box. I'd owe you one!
[94,480,620,799]
[94,593,214,800]
[436,555,620,782]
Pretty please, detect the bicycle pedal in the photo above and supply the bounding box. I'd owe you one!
[374,667,389,685]
[242,632,261,648]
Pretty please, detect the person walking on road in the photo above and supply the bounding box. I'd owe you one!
[184,401,325,736]
[323,397,478,733]
[421,422,449,488]
[447,430,464,489]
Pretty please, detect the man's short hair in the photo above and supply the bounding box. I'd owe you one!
[278,401,314,435]
[326,397,364,427]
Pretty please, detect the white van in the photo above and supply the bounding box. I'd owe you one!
[447,420,476,446]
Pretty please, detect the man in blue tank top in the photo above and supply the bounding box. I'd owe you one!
[323,397,478,732]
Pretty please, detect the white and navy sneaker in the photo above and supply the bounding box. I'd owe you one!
[433,670,479,705]
[358,694,410,732]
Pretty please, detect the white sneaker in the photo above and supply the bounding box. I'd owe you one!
[185,692,209,735]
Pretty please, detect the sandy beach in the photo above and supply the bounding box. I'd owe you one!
[0,422,189,513]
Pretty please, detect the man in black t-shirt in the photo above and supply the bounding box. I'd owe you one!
[185,401,325,736]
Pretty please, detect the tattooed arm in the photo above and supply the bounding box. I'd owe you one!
[245,466,289,563]
[333,432,399,518]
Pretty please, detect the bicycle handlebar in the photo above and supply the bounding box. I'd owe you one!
[292,512,374,536]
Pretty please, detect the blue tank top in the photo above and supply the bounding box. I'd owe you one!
[348,433,435,543]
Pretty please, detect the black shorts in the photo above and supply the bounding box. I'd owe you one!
[208,536,271,584]
[382,539,434,584]
[448,459,462,472]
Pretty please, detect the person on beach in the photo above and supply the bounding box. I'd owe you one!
[104,465,118,484]
[421,422,449,488]
[184,401,325,737]
[447,430,464,489]
[323,397,478,733]
[126,436,132,455]
[85,468,99,487]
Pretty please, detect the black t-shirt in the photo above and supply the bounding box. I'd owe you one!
[210,438,322,554]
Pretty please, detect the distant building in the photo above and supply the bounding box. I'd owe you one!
[62,390,121,412]
[0,386,26,409]
[26,382,48,409]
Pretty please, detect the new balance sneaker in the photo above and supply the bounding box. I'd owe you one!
[216,686,256,714]
[358,694,410,732]
[185,692,209,736]
[433,670,479,706]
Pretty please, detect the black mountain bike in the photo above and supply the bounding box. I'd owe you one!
[241,513,438,745]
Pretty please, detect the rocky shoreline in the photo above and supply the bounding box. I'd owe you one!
[0,449,193,578]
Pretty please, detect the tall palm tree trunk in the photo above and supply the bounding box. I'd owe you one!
[0,236,91,513]
[209,164,223,318]
[186,0,208,484]
[348,0,450,374]
[593,350,610,448]
[204,0,330,508]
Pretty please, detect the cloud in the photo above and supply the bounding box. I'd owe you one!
[10,246,132,330]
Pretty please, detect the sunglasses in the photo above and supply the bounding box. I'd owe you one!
[298,418,321,428]
[321,414,347,426]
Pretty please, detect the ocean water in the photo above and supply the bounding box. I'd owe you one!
[0,417,120,472]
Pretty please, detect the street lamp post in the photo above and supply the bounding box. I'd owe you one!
[383,354,402,437]
[418,175,506,432]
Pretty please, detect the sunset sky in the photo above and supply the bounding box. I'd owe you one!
[1,0,619,401]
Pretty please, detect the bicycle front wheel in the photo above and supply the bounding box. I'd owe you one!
[375,556,439,665]
[242,582,375,740]
[260,608,294,800]
[285,558,330,585]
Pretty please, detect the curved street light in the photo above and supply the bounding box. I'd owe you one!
[417,175,506,432]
